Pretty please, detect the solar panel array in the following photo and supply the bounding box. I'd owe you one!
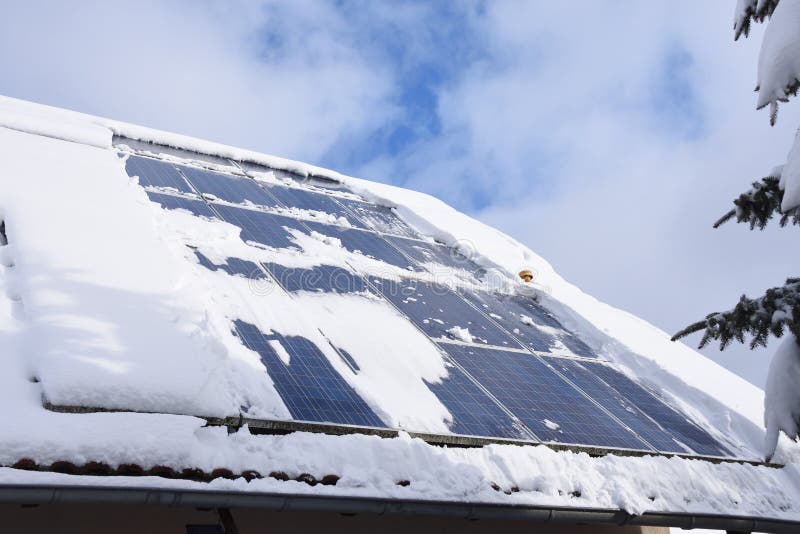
[122,152,733,459]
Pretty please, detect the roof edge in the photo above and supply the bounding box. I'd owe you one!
[0,483,795,533]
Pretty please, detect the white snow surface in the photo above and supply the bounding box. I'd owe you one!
[764,334,800,460]
[0,94,795,520]
[780,128,800,211]
[756,0,800,114]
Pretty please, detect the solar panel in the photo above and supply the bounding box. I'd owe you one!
[264,263,368,294]
[263,182,363,224]
[546,358,688,453]
[193,251,267,279]
[211,204,308,250]
[178,165,280,208]
[426,361,530,440]
[439,343,648,450]
[336,198,420,238]
[586,362,731,457]
[126,155,194,193]
[145,191,217,218]
[121,147,738,460]
[385,236,485,282]
[302,221,417,270]
[233,320,385,427]
[458,290,596,357]
[372,278,523,348]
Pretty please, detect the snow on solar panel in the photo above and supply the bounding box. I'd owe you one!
[373,277,523,348]
[302,221,417,270]
[179,164,280,208]
[261,182,367,227]
[385,236,486,283]
[458,289,596,357]
[211,204,307,250]
[126,155,194,193]
[145,191,217,218]
[233,320,386,428]
[335,198,420,238]
[264,263,368,294]
[438,343,649,450]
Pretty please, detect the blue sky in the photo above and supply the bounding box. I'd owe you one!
[1,0,799,387]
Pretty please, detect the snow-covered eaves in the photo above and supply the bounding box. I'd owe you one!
[0,94,795,527]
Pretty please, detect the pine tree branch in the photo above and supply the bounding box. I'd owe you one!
[672,278,800,350]
[735,0,780,41]
[714,175,800,229]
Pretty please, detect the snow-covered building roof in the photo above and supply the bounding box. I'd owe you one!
[0,95,797,532]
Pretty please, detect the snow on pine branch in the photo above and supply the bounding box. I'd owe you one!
[672,278,800,350]
[764,333,800,461]
[756,0,800,125]
[735,0,780,40]
[713,169,800,229]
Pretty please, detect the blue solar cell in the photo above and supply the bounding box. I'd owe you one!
[546,358,686,453]
[372,278,523,348]
[264,263,368,294]
[458,290,596,357]
[336,198,419,238]
[212,204,307,250]
[233,320,385,427]
[146,191,217,218]
[302,222,417,270]
[385,236,485,281]
[126,155,193,193]
[586,363,731,457]
[193,250,266,279]
[178,165,279,208]
[426,361,529,440]
[439,343,648,450]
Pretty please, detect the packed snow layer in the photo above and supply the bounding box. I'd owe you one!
[0,127,286,419]
[764,334,800,460]
[780,128,800,211]
[756,0,800,115]
[0,426,797,521]
[0,94,794,519]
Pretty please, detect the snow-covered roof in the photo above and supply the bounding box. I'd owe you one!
[0,94,796,530]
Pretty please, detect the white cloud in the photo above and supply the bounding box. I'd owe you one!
[0,0,397,163]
